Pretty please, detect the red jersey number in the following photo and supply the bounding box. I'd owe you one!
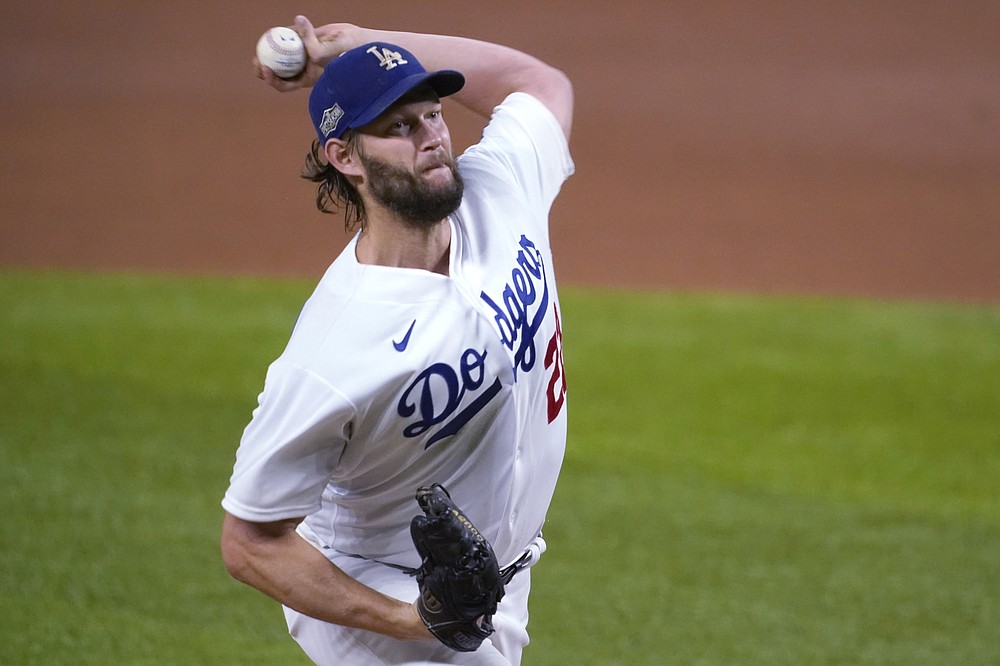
[544,304,567,423]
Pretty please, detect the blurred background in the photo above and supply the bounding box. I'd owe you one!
[2,0,998,302]
[3,4,999,663]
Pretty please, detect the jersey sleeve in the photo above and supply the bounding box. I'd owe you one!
[459,92,575,224]
[221,361,352,522]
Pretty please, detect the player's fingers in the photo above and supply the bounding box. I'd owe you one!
[295,15,321,53]
[259,63,300,92]
[281,15,333,89]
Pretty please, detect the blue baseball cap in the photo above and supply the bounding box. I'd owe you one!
[308,42,465,143]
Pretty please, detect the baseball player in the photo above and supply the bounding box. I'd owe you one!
[221,15,574,666]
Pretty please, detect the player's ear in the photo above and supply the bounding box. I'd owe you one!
[324,137,363,177]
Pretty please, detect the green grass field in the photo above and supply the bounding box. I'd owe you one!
[2,270,998,664]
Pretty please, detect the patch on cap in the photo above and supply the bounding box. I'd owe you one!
[319,103,345,138]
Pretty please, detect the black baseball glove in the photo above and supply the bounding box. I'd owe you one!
[407,483,505,652]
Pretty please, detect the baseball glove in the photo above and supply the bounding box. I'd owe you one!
[407,483,504,652]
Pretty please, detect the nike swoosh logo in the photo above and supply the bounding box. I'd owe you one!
[393,320,417,352]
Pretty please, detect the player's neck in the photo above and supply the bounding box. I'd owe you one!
[356,216,451,276]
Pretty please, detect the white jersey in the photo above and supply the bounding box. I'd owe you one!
[222,92,574,569]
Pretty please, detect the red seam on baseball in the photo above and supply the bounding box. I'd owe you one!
[265,32,301,57]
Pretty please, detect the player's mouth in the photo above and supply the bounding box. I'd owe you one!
[424,163,451,175]
[421,159,454,180]
[420,149,453,173]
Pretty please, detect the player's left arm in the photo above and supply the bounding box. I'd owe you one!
[257,16,573,140]
[220,512,430,640]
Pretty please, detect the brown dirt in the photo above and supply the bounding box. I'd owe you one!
[2,1,998,303]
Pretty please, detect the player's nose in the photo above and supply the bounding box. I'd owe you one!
[417,120,447,151]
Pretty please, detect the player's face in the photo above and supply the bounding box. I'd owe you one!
[356,88,463,224]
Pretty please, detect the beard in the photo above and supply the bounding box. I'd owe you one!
[361,153,464,227]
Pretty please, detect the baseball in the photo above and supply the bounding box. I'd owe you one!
[256,26,306,79]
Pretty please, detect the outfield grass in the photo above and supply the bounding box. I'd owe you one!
[1,270,997,664]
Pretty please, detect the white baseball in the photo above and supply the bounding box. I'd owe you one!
[256,27,306,79]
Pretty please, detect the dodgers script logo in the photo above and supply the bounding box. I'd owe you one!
[482,234,566,422]
[480,234,549,380]
[398,348,502,450]
[397,234,567,448]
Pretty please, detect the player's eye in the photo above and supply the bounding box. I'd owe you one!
[388,120,410,135]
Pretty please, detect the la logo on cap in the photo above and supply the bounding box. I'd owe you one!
[320,103,345,137]
[367,45,408,70]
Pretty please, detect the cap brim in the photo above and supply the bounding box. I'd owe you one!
[350,69,465,130]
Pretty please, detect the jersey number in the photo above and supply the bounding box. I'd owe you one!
[544,304,567,423]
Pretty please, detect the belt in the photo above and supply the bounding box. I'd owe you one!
[499,534,546,584]
[343,534,547,583]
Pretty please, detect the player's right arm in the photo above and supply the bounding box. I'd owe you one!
[257,16,573,140]
[220,512,430,641]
